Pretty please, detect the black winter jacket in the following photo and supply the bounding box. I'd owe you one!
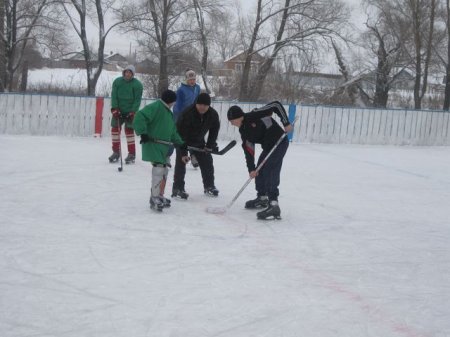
[238,101,291,172]
[176,104,220,155]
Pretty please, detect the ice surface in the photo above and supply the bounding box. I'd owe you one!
[1,135,449,337]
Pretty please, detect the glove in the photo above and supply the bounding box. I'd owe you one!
[111,108,120,119]
[140,134,149,144]
[127,112,135,121]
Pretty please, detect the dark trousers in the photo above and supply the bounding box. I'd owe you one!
[255,137,289,201]
[173,148,215,191]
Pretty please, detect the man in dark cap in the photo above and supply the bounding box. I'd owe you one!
[172,92,221,199]
[133,90,189,212]
[227,101,293,220]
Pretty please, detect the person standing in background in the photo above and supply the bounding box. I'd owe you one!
[172,69,201,168]
[108,65,143,164]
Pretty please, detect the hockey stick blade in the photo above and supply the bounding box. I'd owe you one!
[149,138,236,156]
[212,140,237,155]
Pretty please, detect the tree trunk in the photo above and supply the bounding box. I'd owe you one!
[247,0,290,101]
[373,45,389,108]
[412,1,422,109]
[0,0,5,92]
[419,0,435,105]
[20,60,28,92]
[238,0,262,101]
[444,0,450,110]
[192,0,210,93]
[158,47,169,94]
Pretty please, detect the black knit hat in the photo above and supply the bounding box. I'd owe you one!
[161,90,177,104]
[227,105,244,120]
[196,93,211,106]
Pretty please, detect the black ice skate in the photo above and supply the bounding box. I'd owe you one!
[204,186,219,197]
[257,201,281,220]
[125,153,135,164]
[159,196,171,208]
[245,195,269,209]
[108,152,120,163]
[150,197,164,211]
[172,188,189,200]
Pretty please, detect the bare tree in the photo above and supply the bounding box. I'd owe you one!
[0,0,57,92]
[191,0,224,94]
[60,0,128,96]
[358,0,406,108]
[331,40,371,107]
[443,0,450,110]
[383,0,437,109]
[412,0,436,109]
[0,0,5,91]
[209,10,240,62]
[192,0,208,93]
[122,0,193,95]
[238,0,349,102]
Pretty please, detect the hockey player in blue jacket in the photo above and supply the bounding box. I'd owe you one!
[171,69,201,168]
[173,69,201,122]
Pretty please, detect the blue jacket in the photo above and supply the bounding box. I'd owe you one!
[173,82,201,121]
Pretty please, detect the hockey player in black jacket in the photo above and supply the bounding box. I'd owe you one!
[172,93,221,199]
[227,101,293,220]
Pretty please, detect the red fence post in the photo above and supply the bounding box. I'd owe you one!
[94,97,104,137]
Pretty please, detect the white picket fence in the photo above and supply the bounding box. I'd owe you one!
[1,92,449,145]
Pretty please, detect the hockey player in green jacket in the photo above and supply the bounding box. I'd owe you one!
[133,90,189,212]
[108,65,143,164]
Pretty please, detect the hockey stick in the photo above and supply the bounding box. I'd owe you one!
[207,116,299,214]
[117,116,123,172]
[149,138,237,155]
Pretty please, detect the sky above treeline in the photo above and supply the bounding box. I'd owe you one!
[101,0,365,57]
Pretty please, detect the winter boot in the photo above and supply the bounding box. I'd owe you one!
[172,188,189,200]
[245,195,269,209]
[125,153,135,164]
[191,154,199,168]
[204,186,219,197]
[150,196,164,211]
[257,200,281,220]
[159,196,171,208]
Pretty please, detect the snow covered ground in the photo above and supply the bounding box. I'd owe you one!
[26,68,210,97]
[1,135,449,337]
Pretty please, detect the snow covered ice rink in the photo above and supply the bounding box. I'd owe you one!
[1,134,449,337]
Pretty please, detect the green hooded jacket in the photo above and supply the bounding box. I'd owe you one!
[111,76,143,114]
[133,100,184,164]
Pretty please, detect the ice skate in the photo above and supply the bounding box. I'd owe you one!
[108,152,120,163]
[159,196,171,208]
[150,196,164,212]
[245,195,269,209]
[204,186,219,197]
[257,201,281,220]
[124,153,135,164]
[172,188,189,200]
